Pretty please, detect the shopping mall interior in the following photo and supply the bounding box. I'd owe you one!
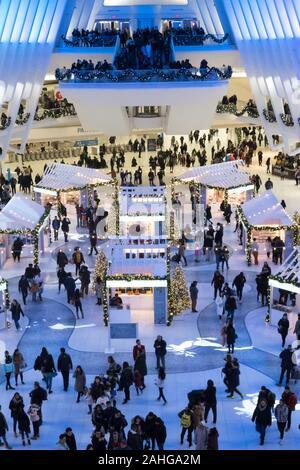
[0,0,300,452]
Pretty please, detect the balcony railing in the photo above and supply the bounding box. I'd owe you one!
[56,66,232,83]
[216,101,259,118]
[172,32,230,47]
[263,109,277,123]
[34,105,77,122]
[280,113,294,127]
[60,34,117,48]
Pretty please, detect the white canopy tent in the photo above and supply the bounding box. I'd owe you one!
[241,191,293,227]
[0,195,46,266]
[238,191,296,264]
[34,163,112,192]
[176,160,252,190]
[0,195,45,231]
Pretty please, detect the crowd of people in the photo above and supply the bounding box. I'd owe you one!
[62,28,118,47]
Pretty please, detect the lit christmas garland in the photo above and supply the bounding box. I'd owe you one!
[280,113,294,127]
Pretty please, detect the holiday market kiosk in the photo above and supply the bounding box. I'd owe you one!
[172,160,253,208]
[0,195,47,267]
[119,186,166,238]
[33,163,119,233]
[268,247,300,329]
[0,278,10,329]
[237,191,297,265]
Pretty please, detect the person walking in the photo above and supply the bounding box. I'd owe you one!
[134,348,147,392]
[52,216,60,241]
[277,313,290,349]
[232,272,246,301]
[4,350,15,390]
[27,403,41,440]
[65,427,77,451]
[57,347,73,392]
[12,348,26,386]
[10,299,24,331]
[277,345,294,386]
[88,231,98,255]
[293,313,300,349]
[155,368,167,404]
[251,238,259,265]
[73,364,86,403]
[220,246,230,271]
[154,417,167,451]
[79,265,91,297]
[252,399,272,445]
[282,386,297,431]
[178,242,188,267]
[227,358,244,399]
[73,288,84,319]
[17,408,31,446]
[120,362,134,404]
[266,157,271,173]
[178,406,194,447]
[225,295,237,321]
[61,216,71,242]
[215,294,224,320]
[194,421,208,450]
[29,381,47,424]
[190,281,198,313]
[72,247,85,276]
[154,336,167,369]
[12,237,24,262]
[225,320,236,354]
[211,270,225,300]
[275,399,289,444]
[265,177,273,190]
[56,249,68,269]
[204,380,217,424]
[95,276,103,305]
[9,392,24,437]
[64,273,76,304]
[43,353,56,394]
[0,405,12,449]
[18,275,30,305]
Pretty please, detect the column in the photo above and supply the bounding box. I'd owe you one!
[284,229,294,259]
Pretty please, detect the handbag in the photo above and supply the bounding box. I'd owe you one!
[51,371,58,378]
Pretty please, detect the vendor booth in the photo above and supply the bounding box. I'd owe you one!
[119,186,166,237]
[102,237,169,331]
[237,191,298,265]
[268,247,300,329]
[0,195,47,267]
[33,163,119,233]
[171,160,253,240]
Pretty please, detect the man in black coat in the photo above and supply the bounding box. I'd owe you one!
[64,273,76,303]
[29,381,47,424]
[57,348,73,391]
[278,345,294,386]
[65,427,77,451]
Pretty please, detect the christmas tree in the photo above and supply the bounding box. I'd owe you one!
[169,266,191,316]
[92,250,108,292]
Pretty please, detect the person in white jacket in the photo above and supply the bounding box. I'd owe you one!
[194,421,208,450]
[215,294,224,320]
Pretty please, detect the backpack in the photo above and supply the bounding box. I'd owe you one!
[288,393,297,410]
[267,391,276,407]
[74,252,81,263]
[180,412,191,428]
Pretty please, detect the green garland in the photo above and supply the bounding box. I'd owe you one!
[269,274,300,288]
[105,274,167,282]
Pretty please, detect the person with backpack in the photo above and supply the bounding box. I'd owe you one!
[277,313,290,348]
[257,386,276,411]
[120,362,134,404]
[204,380,217,424]
[72,247,85,276]
[224,295,237,321]
[252,399,272,445]
[275,399,289,444]
[282,386,297,431]
[178,405,194,447]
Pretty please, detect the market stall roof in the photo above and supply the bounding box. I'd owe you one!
[35,163,112,192]
[0,195,45,231]
[269,247,300,293]
[240,190,294,227]
[176,160,251,189]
